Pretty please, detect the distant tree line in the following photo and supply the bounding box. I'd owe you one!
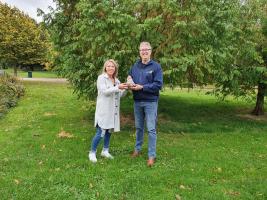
[0,2,51,75]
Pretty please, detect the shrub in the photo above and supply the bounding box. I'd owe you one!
[0,73,25,117]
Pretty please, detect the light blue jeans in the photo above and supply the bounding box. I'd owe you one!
[134,101,158,158]
[90,125,111,152]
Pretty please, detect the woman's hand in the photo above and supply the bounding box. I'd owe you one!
[118,83,128,90]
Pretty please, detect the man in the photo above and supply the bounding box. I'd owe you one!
[128,41,163,167]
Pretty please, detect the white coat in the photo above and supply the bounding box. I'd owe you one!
[94,73,126,132]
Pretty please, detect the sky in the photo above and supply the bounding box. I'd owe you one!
[1,0,56,22]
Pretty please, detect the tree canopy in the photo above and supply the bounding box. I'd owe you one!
[0,2,49,75]
[44,0,266,114]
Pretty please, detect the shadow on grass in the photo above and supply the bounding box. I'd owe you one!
[88,91,266,135]
[156,94,267,134]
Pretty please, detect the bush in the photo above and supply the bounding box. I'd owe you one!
[0,73,25,117]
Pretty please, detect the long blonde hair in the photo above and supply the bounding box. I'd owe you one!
[102,59,119,78]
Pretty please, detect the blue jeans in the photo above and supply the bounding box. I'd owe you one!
[134,101,158,158]
[91,125,111,152]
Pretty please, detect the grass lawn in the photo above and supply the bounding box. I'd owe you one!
[0,82,266,200]
[4,68,59,78]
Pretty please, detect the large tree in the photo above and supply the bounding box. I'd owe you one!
[251,3,267,115]
[209,0,267,115]
[0,2,49,76]
[44,0,266,114]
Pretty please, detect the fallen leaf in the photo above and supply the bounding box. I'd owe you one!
[225,190,240,196]
[179,185,186,189]
[58,130,74,138]
[216,167,222,173]
[14,179,20,184]
[44,112,56,116]
[210,179,217,184]
[180,131,185,136]
[175,194,182,200]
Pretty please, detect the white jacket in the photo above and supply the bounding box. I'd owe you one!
[94,73,126,132]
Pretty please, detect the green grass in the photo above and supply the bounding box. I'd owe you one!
[0,83,266,200]
[4,68,59,78]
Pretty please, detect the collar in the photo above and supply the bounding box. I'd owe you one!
[103,73,119,84]
[138,59,153,66]
[103,73,109,79]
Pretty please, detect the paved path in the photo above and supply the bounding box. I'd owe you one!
[21,78,68,83]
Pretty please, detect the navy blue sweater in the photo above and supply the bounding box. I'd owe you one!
[129,59,163,102]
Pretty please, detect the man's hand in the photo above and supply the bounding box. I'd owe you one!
[130,84,143,91]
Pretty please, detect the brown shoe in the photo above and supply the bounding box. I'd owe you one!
[147,158,155,167]
[131,151,140,158]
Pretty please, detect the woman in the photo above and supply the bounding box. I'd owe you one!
[89,59,128,163]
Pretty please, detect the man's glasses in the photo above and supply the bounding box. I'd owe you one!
[139,49,151,52]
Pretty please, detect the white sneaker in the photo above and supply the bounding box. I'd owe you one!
[88,152,97,163]
[101,150,114,159]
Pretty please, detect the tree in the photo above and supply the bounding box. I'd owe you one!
[43,0,140,97]
[0,2,49,76]
[44,0,266,114]
[209,0,267,115]
[251,3,267,115]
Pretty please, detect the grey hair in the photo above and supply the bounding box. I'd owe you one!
[139,41,152,50]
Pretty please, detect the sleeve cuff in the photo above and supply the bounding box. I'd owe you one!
[142,85,147,91]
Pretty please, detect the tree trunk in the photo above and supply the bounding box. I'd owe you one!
[251,83,266,115]
[13,64,18,77]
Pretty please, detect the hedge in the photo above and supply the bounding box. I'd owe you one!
[0,73,25,117]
